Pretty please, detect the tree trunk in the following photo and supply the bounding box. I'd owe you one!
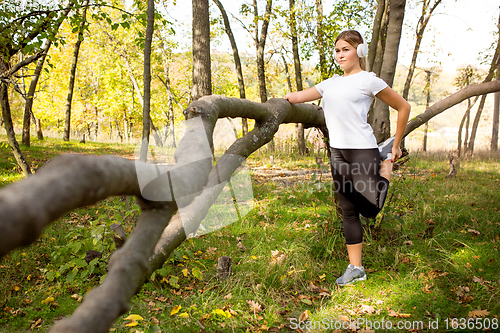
[402,0,442,101]
[493,64,500,151]
[315,0,327,81]
[370,0,390,77]
[191,0,212,102]
[422,70,432,151]
[159,54,176,148]
[289,0,306,155]
[212,0,248,135]
[22,39,51,146]
[63,0,89,142]
[465,94,486,157]
[1,83,32,177]
[253,0,273,104]
[369,0,406,143]
[368,0,386,72]
[140,0,155,161]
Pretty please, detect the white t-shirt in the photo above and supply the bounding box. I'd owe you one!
[315,71,388,149]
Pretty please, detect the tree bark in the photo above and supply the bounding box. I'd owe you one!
[22,39,51,146]
[370,0,406,143]
[370,0,390,77]
[368,0,386,72]
[212,0,248,135]
[289,0,306,155]
[492,63,500,151]
[158,48,176,148]
[253,0,273,103]
[140,0,155,161]
[422,70,432,151]
[63,0,89,142]
[1,82,32,177]
[192,0,212,101]
[315,0,327,81]
[402,0,442,101]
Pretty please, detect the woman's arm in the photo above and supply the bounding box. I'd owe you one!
[375,87,411,161]
[285,86,322,104]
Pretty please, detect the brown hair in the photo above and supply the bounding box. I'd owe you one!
[335,30,366,70]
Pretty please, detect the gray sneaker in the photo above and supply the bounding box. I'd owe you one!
[378,136,395,161]
[336,264,367,286]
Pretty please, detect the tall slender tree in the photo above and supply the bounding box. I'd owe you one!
[140,0,155,161]
[252,0,273,103]
[402,0,442,101]
[289,0,306,155]
[63,0,90,142]
[212,0,248,135]
[493,62,500,152]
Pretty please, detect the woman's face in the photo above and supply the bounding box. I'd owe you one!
[334,39,360,73]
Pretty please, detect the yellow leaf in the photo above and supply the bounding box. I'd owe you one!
[124,314,143,321]
[181,268,188,277]
[171,305,181,316]
[41,297,54,304]
[12,285,21,291]
[124,320,138,327]
[178,312,189,318]
[183,255,189,260]
[212,308,231,318]
[319,274,326,280]
[251,255,257,260]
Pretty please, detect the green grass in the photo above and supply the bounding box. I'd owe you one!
[0,136,499,332]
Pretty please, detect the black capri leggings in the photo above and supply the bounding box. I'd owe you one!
[330,147,390,245]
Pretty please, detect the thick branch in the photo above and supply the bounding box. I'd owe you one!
[404,80,500,137]
[50,202,175,333]
[146,96,323,275]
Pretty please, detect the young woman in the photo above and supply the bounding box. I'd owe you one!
[285,30,410,286]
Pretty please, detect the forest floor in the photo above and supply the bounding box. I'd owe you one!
[0,135,500,333]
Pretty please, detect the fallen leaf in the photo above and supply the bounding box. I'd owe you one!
[178,312,189,318]
[388,310,410,318]
[124,320,139,327]
[236,242,246,252]
[41,296,54,305]
[170,305,181,316]
[30,318,42,330]
[298,310,310,322]
[467,229,480,235]
[469,309,490,318]
[71,294,83,302]
[360,304,376,314]
[181,269,188,277]
[124,314,143,321]
[246,300,263,313]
